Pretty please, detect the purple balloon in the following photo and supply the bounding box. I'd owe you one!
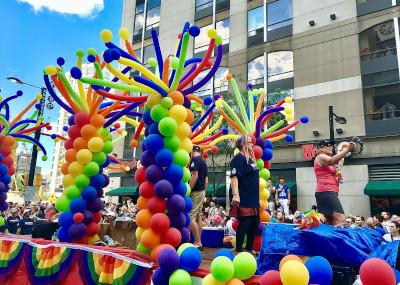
[87,198,103,212]
[145,165,163,184]
[167,194,185,214]
[0,181,5,192]
[180,227,190,243]
[256,137,265,148]
[257,223,265,235]
[183,96,191,108]
[158,248,180,274]
[68,115,75,126]
[0,192,6,201]
[169,212,186,228]
[83,210,94,224]
[103,175,110,187]
[141,151,155,168]
[68,223,87,240]
[154,180,173,198]
[152,268,169,285]
[0,201,8,211]
[96,188,104,198]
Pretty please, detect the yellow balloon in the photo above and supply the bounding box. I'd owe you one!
[280,260,309,285]
[234,148,240,155]
[76,149,92,164]
[285,106,293,115]
[119,27,130,40]
[175,122,192,138]
[68,161,84,176]
[88,234,100,245]
[147,93,162,107]
[226,278,245,285]
[136,227,144,241]
[260,188,269,201]
[88,137,104,153]
[180,137,193,153]
[100,29,113,43]
[285,96,293,103]
[202,274,226,285]
[286,114,294,122]
[169,105,187,122]
[259,178,266,188]
[62,174,75,187]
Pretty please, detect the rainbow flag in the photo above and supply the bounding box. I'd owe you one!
[0,240,25,281]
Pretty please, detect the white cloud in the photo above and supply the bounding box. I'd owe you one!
[18,0,104,18]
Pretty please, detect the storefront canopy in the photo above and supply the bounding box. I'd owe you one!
[105,187,137,197]
[364,180,400,196]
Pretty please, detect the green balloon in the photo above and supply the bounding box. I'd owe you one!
[55,196,71,212]
[158,117,177,137]
[260,168,270,180]
[233,252,257,280]
[99,128,110,137]
[256,159,264,170]
[182,168,191,183]
[103,141,113,154]
[177,243,195,255]
[136,242,151,254]
[161,97,173,108]
[173,149,190,167]
[210,256,234,282]
[75,174,90,188]
[65,185,81,200]
[150,104,168,122]
[185,183,191,196]
[107,134,113,141]
[92,152,107,165]
[84,162,100,177]
[169,269,192,285]
[164,136,180,152]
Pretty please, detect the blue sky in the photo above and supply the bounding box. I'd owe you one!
[0,0,123,173]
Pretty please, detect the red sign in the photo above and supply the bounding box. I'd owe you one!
[302,144,317,161]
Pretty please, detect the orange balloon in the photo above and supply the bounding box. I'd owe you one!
[135,209,152,228]
[65,149,77,163]
[168,91,184,105]
[151,244,175,261]
[259,200,267,211]
[90,114,105,128]
[260,211,270,223]
[137,196,148,210]
[279,255,303,270]
[81,124,98,140]
[141,228,161,249]
[226,278,245,285]
[2,136,16,147]
[73,137,88,150]
[61,162,70,175]
[185,109,194,124]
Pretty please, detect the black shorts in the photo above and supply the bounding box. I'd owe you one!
[315,191,344,217]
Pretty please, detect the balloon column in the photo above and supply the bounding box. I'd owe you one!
[0,91,50,211]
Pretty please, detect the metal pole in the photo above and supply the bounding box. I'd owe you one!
[329,106,336,155]
[27,88,46,186]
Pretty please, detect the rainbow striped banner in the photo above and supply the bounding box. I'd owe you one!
[0,240,25,281]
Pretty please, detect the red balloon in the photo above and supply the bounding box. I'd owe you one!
[259,270,282,285]
[73,213,84,223]
[139,181,155,198]
[64,139,73,150]
[0,147,11,156]
[92,211,102,223]
[75,236,88,244]
[360,258,395,285]
[150,213,170,234]
[253,235,262,252]
[67,125,81,140]
[2,156,13,167]
[211,145,218,155]
[86,222,101,236]
[114,123,121,129]
[8,166,15,175]
[148,197,167,214]
[253,145,263,159]
[264,161,270,169]
[160,228,181,248]
[135,167,147,184]
[250,135,256,144]
[232,218,239,231]
[74,112,90,127]
[202,153,209,159]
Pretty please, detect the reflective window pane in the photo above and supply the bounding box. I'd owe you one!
[248,55,265,85]
[214,67,229,92]
[267,51,293,81]
[216,18,230,45]
[195,24,213,53]
[134,13,144,35]
[143,45,155,64]
[248,7,264,37]
[194,69,212,97]
[136,0,145,14]
[147,0,161,10]
[196,0,213,9]
[267,0,292,31]
[146,6,160,30]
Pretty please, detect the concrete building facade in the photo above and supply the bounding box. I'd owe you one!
[121,0,400,217]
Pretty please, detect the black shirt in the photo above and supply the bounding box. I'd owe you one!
[6,216,20,234]
[18,218,34,235]
[230,153,260,208]
[190,156,208,191]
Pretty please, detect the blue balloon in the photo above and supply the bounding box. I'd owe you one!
[143,110,154,126]
[68,222,87,240]
[184,196,193,213]
[305,256,333,285]
[265,139,273,149]
[141,151,155,168]
[214,248,235,261]
[179,247,202,272]
[58,212,74,228]
[394,269,400,284]
[1,174,11,185]
[57,227,72,242]
[262,148,273,161]
[81,186,97,201]
[70,198,87,213]
[164,164,183,186]
[185,213,190,227]
[155,149,174,168]
[285,135,293,143]
[144,134,164,154]
[149,122,161,135]
[144,127,150,137]
[90,174,106,189]
[68,115,75,126]
[0,154,3,162]
[167,194,185,215]
[0,182,5,192]
[173,182,187,196]
[152,268,169,285]
[300,116,309,124]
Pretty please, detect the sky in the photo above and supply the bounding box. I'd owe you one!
[0,0,123,174]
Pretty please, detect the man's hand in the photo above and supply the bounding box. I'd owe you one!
[232,193,240,205]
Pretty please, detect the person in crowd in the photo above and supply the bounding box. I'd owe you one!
[207,202,218,221]
[276,211,285,223]
[201,212,211,227]
[383,221,400,242]
[275,177,291,217]
[17,210,34,236]
[189,145,208,250]
[267,179,276,211]
[115,206,133,221]
[6,208,20,234]
[314,140,355,226]
[345,216,358,229]
[45,204,56,221]
[230,135,260,253]
[32,206,47,223]
[225,216,236,236]
[0,212,6,233]
[293,211,302,224]
[382,211,392,233]
[355,216,364,227]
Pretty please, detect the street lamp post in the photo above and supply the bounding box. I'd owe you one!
[328,106,347,155]
[6,77,54,189]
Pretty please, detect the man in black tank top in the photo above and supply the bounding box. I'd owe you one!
[189,146,208,249]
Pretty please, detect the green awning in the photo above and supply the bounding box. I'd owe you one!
[206,184,226,197]
[105,187,137,196]
[365,180,400,196]
[287,183,297,196]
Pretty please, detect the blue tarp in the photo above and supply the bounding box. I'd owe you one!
[257,223,388,274]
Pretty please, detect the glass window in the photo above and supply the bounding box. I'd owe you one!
[143,45,155,64]
[146,6,160,30]
[147,0,161,10]
[247,55,265,86]
[267,51,293,82]
[216,18,230,46]
[267,0,292,31]
[194,24,213,54]
[248,7,264,37]
[214,67,229,93]
[136,0,145,14]
[364,83,400,121]
[196,0,213,10]
[193,69,212,98]
[133,13,144,35]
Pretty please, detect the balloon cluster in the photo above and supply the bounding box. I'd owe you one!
[152,244,202,285]
[0,137,15,211]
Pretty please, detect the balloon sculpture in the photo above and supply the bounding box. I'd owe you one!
[0,91,50,211]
